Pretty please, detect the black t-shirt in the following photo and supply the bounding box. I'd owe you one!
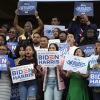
[18,58,37,68]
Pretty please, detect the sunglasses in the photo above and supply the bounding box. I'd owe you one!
[33,36,40,38]
[9,31,15,34]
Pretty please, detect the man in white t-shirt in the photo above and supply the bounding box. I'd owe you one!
[32,32,41,51]
[67,33,78,55]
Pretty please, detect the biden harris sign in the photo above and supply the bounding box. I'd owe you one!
[18,1,37,15]
[0,55,8,71]
[74,2,93,16]
[37,51,60,67]
[89,70,100,87]
[10,64,35,83]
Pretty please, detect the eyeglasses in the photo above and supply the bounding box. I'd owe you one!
[9,31,15,34]
[0,48,7,51]
[33,36,40,38]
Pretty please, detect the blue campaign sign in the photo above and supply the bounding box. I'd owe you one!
[89,70,100,87]
[79,44,95,57]
[10,83,20,100]
[44,25,65,39]
[7,42,18,56]
[58,42,70,58]
[74,2,93,16]
[0,55,8,71]
[18,1,37,15]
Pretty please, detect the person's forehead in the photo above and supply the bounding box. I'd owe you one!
[67,34,74,37]
[50,44,56,47]
[10,28,15,31]
[60,32,66,35]
[41,37,48,40]
[52,18,58,20]
[95,43,100,45]
[25,22,31,26]
[33,33,40,37]
[54,28,58,31]
[26,46,32,49]
[80,14,86,17]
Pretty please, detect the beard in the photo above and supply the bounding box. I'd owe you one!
[33,41,40,45]
[60,39,66,43]
[87,37,94,40]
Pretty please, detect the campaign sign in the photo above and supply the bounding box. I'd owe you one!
[63,54,89,74]
[89,55,99,68]
[74,2,93,16]
[0,55,8,71]
[79,44,95,57]
[7,42,18,55]
[58,42,70,58]
[10,83,20,100]
[89,70,100,87]
[37,51,60,67]
[48,39,60,47]
[18,1,37,15]
[37,49,48,52]
[10,64,35,83]
[44,25,65,39]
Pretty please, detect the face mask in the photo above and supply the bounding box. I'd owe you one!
[97,58,100,63]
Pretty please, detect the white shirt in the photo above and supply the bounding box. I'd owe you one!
[34,46,40,51]
[67,46,78,55]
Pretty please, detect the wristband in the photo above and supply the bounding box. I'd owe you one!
[36,16,40,19]
[72,18,75,21]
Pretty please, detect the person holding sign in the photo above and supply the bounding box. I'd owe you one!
[68,14,97,45]
[18,44,38,100]
[14,9,43,41]
[66,48,89,100]
[0,45,15,100]
[37,43,65,100]
[90,56,100,100]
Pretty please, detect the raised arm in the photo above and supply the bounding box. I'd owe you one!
[34,10,44,33]
[68,16,77,34]
[13,9,24,35]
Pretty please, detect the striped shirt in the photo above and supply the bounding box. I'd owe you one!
[0,71,11,100]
